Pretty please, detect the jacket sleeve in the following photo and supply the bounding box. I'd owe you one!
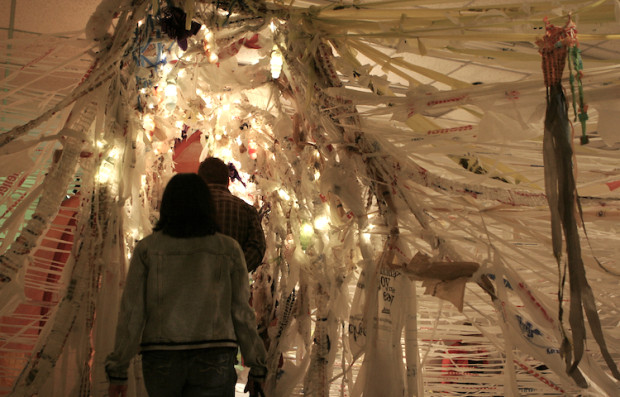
[229,242,268,378]
[105,240,148,384]
[243,205,266,273]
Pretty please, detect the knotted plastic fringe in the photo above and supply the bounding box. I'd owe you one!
[537,17,620,388]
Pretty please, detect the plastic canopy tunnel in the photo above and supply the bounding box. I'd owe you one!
[1,0,620,396]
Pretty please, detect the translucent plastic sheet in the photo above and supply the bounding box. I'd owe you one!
[1,1,619,396]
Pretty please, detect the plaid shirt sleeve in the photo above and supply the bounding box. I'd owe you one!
[241,204,266,272]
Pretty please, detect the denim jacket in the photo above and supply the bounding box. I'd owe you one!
[105,231,267,383]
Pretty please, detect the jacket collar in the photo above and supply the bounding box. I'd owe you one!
[207,184,231,194]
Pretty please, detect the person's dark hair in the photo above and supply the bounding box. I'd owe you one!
[198,157,229,185]
[154,173,220,237]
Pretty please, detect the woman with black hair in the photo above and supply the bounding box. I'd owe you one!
[106,173,267,397]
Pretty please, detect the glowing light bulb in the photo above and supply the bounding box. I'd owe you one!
[314,216,329,231]
[164,83,177,97]
[109,147,120,159]
[300,222,314,250]
[143,114,155,132]
[96,162,114,184]
[278,189,290,201]
[163,83,178,112]
[270,45,283,79]
[248,139,258,160]
[219,147,233,159]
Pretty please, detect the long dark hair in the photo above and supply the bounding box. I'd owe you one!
[154,173,220,237]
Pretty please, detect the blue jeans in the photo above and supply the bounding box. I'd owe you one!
[141,347,238,397]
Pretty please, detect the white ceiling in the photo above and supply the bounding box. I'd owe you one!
[0,0,100,38]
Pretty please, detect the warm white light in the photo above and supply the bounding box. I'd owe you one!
[175,120,184,129]
[164,83,177,97]
[96,162,114,184]
[108,147,120,159]
[143,114,155,132]
[269,21,276,32]
[314,170,321,180]
[301,222,314,236]
[299,222,314,250]
[278,189,290,201]
[314,216,329,231]
[219,147,233,159]
[164,83,178,111]
[209,52,219,63]
[270,45,283,79]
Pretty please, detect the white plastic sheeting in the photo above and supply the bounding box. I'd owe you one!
[1,1,619,396]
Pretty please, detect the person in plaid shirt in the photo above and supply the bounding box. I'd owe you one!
[198,157,266,273]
